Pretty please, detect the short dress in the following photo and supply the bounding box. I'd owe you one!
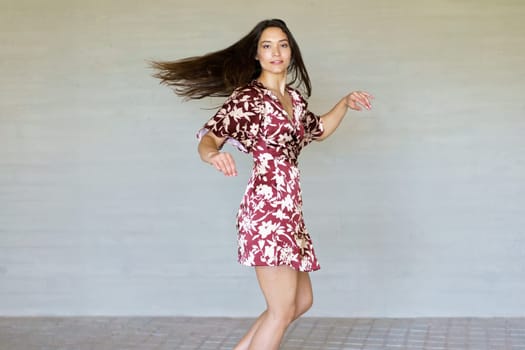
[197,80,324,272]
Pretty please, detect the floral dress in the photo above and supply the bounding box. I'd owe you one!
[197,80,324,272]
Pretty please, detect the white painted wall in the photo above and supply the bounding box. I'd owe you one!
[1,0,524,316]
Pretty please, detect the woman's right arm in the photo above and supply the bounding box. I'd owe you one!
[198,132,238,177]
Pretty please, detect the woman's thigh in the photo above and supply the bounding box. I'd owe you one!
[255,266,299,316]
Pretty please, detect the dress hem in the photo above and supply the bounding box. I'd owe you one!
[238,260,321,273]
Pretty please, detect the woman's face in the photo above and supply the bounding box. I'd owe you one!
[256,27,292,76]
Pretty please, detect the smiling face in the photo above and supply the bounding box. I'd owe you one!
[256,27,292,76]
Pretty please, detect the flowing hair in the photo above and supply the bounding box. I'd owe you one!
[149,19,312,99]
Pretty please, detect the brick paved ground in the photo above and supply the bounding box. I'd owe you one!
[1,317,524,349]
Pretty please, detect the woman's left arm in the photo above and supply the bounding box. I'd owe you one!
[318,91,373,141]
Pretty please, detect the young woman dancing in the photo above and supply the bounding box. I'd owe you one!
[151,18,373,350]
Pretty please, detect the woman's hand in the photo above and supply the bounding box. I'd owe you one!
[198,132,238,176]
[207,151,238,177]
[318,90,374,141]
[345,91,374,111]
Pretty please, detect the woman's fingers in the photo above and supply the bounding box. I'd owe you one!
[350,92,370,110]
[347,91,373,111]
[210,152,238,176]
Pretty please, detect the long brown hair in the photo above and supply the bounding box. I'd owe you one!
[149,19,312,99]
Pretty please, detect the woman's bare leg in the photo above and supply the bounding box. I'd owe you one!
[233,310,267,350]
[293,271,314,318]
[248,266,298,350]
[235,266,313,350]
[234,268,314,350]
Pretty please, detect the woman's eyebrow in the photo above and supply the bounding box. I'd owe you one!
[260,39,289,43]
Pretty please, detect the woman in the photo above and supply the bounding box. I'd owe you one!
[151,19,372,350]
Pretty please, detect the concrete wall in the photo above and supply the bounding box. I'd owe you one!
[1,0,524,316]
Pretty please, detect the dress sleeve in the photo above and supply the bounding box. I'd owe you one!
[301,106,324,147]
[196,87,262,153]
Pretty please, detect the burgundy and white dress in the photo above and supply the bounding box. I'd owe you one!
[197,80,324,272]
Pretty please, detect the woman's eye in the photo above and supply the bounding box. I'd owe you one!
[263,44,270,49]
[281,43,289,48]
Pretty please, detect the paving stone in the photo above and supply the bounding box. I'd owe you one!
[0,317,525,349]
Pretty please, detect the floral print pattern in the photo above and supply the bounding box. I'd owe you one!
[197,80,324,272]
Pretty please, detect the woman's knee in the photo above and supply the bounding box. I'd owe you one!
[295,293,313,317]
[267,303,297,326]
[294,271,313,317]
